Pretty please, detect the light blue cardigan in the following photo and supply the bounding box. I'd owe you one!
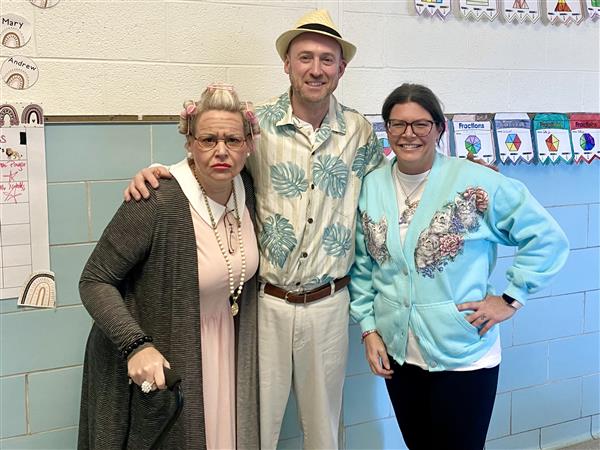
[349,153,569,371]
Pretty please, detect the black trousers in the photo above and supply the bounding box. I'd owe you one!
[385,360,499,450]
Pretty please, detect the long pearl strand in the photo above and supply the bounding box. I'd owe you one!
[190,160,246,316]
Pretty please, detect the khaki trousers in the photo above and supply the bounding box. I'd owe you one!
[258,286,349,450]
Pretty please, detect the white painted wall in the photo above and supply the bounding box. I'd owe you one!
[1,0,598,116]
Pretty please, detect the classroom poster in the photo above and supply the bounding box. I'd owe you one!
[0,103,55,306]
[451,114,496,164]
[570,113,600,164]
[533,113,574,164]
[460,0,499,19]
[585,0,600,19]
[546,0,584,23]
[501,0,541,22]
[414,0,453,18]
[494,113,535,164]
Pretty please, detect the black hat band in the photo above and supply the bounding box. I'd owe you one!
[297,23,342,38]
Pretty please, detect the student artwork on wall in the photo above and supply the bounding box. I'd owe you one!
[1,14,32,49]
[416,0,596,22]
[460,0,499,19]
[414,0,453,18]
[585,0,600,18]
[546,0,584,23]
[1,55,38,90]
[0,103,54,306]
[570,113,600,164]
[494,113,535,164]
[451,114,496,164]
[533,113,574,164]
[501,0,541,22]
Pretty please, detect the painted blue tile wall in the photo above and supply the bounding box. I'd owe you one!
[512,379,582,433]
[540,418,593,449]
[0,376,26,439]
[0,123,597,449]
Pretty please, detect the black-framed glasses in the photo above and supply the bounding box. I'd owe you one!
[194,134,247,152]
[386,120,436,137]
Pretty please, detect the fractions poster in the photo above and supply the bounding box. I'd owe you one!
[533,113,573,164]
[570,113,600,164]
[494,113,535,164]
[451,114,496,164]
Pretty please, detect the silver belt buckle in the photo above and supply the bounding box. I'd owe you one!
[284,286,309,304]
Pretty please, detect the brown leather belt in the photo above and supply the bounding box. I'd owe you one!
[264,275,351,304]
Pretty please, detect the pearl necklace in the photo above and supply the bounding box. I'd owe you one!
[189,160,246,317]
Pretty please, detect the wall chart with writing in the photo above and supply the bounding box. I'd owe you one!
[0,103,54,306]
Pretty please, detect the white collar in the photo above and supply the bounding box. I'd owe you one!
[170,158,247,226]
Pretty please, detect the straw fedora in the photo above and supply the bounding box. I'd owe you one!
[275,9,357,63]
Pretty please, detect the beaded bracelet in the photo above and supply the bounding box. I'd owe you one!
[361,329,378,343]
[121,335,153,358]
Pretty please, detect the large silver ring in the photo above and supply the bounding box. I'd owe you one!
[141,380,153,394]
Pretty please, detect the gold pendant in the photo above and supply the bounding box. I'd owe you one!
[231,302,239,316]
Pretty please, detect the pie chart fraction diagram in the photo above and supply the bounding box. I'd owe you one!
[465,135,482,154]
[545,134,560,152]
[580,133,595,151]
[505,133,522,152]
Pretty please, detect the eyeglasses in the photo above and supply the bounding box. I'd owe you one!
[386,120,436,137]
[194,134,247,152]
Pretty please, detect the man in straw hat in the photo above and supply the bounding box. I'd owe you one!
[247,9,384,449]
[124,9,384,449]
[249,10,383,449]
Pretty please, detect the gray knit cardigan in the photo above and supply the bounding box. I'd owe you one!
[78,171,259,450]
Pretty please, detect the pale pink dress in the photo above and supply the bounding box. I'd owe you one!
[190,205,258,450]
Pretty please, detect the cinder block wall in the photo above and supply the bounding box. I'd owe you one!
[1,1,599,449]
[1,0,598,115]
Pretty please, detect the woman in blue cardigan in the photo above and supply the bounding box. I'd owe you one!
[349,84,569,450]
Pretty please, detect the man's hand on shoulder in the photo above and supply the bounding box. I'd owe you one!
[466,152,499,172]
[123,166,172,202]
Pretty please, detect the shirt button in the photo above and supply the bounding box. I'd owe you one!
[307,218,313,224]
[430,361,437,368]
[295,282,301,286]
[310,184,315,189]
[301,252,308,258]
[402,268,408,276]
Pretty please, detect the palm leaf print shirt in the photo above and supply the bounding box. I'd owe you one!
[246,90,384,289]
